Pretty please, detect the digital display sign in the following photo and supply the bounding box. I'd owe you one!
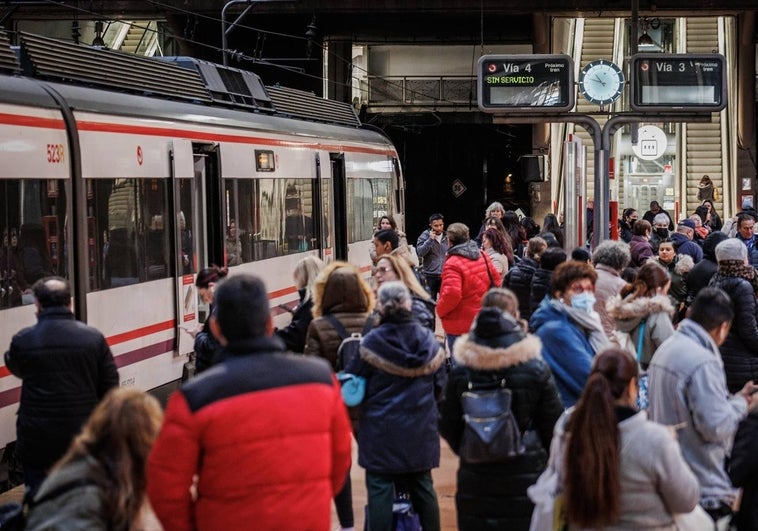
[631,53,726,111]
[477,54,574,113]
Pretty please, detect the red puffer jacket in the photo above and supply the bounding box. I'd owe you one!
[147,337,352,531]
[438,240,501,335]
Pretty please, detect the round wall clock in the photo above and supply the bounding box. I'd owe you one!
[578,59,625,106]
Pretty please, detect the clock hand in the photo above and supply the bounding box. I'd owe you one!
[592,75,606,86]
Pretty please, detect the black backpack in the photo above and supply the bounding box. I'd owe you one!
[324,315,373,371]
[459,376,525,464]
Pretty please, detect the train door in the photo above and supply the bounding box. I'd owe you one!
[330,153,348,261]
[315,154,335,263]
[170,140,197,357]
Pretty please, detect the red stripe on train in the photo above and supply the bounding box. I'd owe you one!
[0,113,66,129]
[76,121,397,156]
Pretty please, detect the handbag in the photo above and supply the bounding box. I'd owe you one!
[336,372,366,407]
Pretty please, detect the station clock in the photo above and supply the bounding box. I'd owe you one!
[578,59,625,106]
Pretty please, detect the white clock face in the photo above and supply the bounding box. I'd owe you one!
[579,60,625,106]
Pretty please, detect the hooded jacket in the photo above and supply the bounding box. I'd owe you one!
[346,312,446,474]
[606,294,675,368]
[670,232,703,263]
[439,308,563,531]
[438,240,501,335]
[529,299,597,408]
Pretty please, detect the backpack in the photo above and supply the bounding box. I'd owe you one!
[459,376,525,464]
[325,315,374,406]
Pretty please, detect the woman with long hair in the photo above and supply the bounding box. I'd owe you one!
[481,227,509,277]
[304,261,375,531]
[607,261,674,369]
[26,388,164,530]
[503,211,526,258]
[481,217,515,267]
[560,349,699,529]
[187,265,228,373]
[373,254,435,331]
[275,255,325,352]
[542,213,564,248]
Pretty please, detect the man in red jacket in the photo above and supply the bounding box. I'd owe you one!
[147,274,352,530]
[437,222,501,353]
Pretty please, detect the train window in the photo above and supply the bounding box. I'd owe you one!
[224,177,318,261]
[347,178,392,243]
[0,179,67,308]
[177,178,196,275]
[88,178,171,291]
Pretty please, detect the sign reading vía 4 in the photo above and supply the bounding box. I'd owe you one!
[631,53,726,112]
[477,54,574,113]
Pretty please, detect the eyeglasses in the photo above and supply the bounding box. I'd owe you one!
[375,266,394,274]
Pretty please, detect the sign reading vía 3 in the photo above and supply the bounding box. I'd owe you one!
[631,53,726,111]
[477,54,574,113]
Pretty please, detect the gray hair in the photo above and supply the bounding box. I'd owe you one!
[485,201,505,218]
[377,281,412,315]
[592,240,631,271]
[653,213,670,227]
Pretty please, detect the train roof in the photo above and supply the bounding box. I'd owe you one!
[0,31,393,148]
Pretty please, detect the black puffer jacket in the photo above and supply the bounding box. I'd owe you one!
[4,307,119,468]
[707,274,758,393]
[439,308,563,531]
[504,256,538,320]
[528,267,552,317]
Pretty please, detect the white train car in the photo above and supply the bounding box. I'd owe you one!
[0,33,404,452]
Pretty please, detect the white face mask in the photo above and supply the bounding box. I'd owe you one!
[570,292,596,313]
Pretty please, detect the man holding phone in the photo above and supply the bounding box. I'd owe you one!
[416,213,448,300]
[648,287,758,526]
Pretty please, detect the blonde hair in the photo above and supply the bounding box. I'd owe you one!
[376,254,430,300]
[52,388,163,530]
[293,255,325,301]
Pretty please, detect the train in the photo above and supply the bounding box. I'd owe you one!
[0,32,405,452]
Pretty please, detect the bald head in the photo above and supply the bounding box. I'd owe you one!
[32,277,71,309]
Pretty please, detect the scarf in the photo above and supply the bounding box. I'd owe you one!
[551,299,611,355]
[713,260,758,294]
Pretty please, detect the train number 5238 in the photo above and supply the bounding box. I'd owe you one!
[46,143,65,163]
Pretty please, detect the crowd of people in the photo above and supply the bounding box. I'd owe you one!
[3,196,758,530]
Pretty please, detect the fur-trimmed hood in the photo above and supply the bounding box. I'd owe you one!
[606,294,675,332]
[452,306,542,370]
[453,333,542,370]
[360,320,446,378]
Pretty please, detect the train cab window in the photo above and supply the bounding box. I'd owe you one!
[88,178,171,291]
[0,179,67,308]
[347,178,392,243]
[224,177,317,262]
